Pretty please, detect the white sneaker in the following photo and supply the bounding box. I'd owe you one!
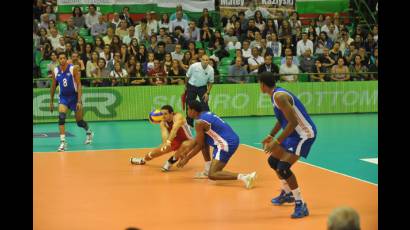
[161,161,172,172]
[130,157,146,165]
[85,131,94,144]
[193,171,209,179]
[243,172,257,189]
[58,141,67,152]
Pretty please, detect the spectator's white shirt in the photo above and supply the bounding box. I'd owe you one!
[268,41,282,57]
[242,48,252,58]
[158,21,170,31]
[122,34,138,45]
[135,24,152,43]
[327,30,339,42]
[147,19,158,35]
[48,34,62,50]
[169,18,189,33]
[296,39,314,56]
[99,52,113,63]
[321,24,339,35]
[280,63,300,82]
[111,18,121,29]
[248,55,264,74]
[171,51,184,61]
[245,7,270,19]
[85,12,102,28]
[339,37,354,54]
[184,27,201,42]
[110,69,128,79]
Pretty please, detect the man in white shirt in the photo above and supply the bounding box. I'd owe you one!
[241,40,252,59]
[91,15,108,37]
[247,47,265,74]
[184,21,201,42]
[296,32,314,57]
[48,28,62,50]
[321,16,339,35]
[110,13,121,30]
[135,18,151,43]
[170,10,188,33]
[146,11,158,35]
[327,24,339,42]
[85,4,102,29]
[279,56,300,82]
[122,26,138,45]
[171,44,184,61]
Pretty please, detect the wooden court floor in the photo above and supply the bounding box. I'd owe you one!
[34,145,377,230]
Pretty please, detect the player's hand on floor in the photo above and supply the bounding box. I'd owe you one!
[264,139,278,154]
[262,135,273,150]
[160,143,171,152]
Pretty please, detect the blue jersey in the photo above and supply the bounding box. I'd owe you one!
[198,112,239,152]
[54,64,77,97]
[271,87,317,139]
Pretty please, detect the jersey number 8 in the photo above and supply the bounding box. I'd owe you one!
[63,78,68,87]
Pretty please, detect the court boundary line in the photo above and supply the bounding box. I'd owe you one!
[33,147,152,154]
[241,144,378,187]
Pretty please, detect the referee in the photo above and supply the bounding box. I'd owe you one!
[185,55,214,127]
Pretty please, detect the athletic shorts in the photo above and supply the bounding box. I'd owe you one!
[281,136,316,158]
[212,141,239,164]
[59,94,78,112]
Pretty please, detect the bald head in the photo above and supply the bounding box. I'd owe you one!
[201,55,210,68]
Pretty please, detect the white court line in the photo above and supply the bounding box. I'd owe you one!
[361,158,378,165]
[33,147,152,154]
[241,144,378,187]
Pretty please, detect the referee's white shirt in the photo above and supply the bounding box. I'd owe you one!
[186,62,214,87]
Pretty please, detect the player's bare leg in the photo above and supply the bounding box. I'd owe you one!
[162,139,196,172]
[130,145,173,165]
[57,104,69,152]
[207,160,257,189]
[194,144,212,179]
[74,104,93,144]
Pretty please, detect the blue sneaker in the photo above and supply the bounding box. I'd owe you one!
[291,200,309,218]
[271,190,295,205]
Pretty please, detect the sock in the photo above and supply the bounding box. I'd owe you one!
[204,161,211,173]
[291,187,304,203]
[237,173,246,181]
[168,156,178,164]
[280,180,292,194]
[60,134,65,142]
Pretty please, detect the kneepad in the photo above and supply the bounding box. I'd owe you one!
[276,161,293,179]
[58,113,66,125]
[77,120,86,128]
[267,156,279,170]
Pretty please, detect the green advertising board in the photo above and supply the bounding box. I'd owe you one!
[33,81,378,123]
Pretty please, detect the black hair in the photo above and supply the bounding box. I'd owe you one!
[57,52,67,58]
[161,105,174,113]
[188,100,203,112]
[72,6,83,17]
[258,72,277,87]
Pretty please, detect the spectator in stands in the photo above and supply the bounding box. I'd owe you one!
[171,44,184,61]
[72,6,85,29]
[318,47,335,72]
[47,19,57,35]
[136,44,146,63]
[350,54,368,81]
[315,31,333,55]
[258,54,279,74]
[181,51,192,71]
[338,29,353,54]
[170,10,188,33]
[157,28,167,43]
[250,31,263,49]
[232,21,242,39]
[364,33,377,55]
[144,52,155,72]
[231,49,249,67]
[368,57,378,80]
[147,35,158,53]
[245,0,270,19]
[308,31,317,52]
[310,59,326,82]
[278,20,292,41]
[173,26,187,48]
[33,0,44,21]
[168,59,186,85]
[208,30,224,52]
[282,37,296,58]
[81,43,93,64]
[110,13,121,30]
[103,27,114,45]
[259,39,273,57]
[198,8,214,29]
[164,35,176,53]
[100,44,113,63]
[91,15,108,37]
[254,10,266,32]
[170,4,189,22]
[262,19,277,39]
[44,4,56,22]
[299,49,315,73]
[209,58,219,77]
[327,24,338,42]
[107,51,123,72]
[55,37,66,52]
[64,18,78,40]
[120,44,129,65]
[372,25,378,42]
[85,4,101,29]
[267,33,282,57]
[86,51,99,78]
[353,26,365,40]
[38,51,57,88]
[237,11,248,33]
[126,55,137,78]
[119,6,133,26]
[289,12,302,36]
[41,41,53,60]
[39,13,50,30]
[163,53,173,72]
[148,59,168,85]
[241,40,252,59]
[122,26,137,46]
[331,57,350,81]
[242,30,255,44]
[369,47,378,65]
[358,47,369,66]
[224,14,238,33]
[316,14,325,27]
[92,58,110,86]
[248,47,264,75]
[135,18,150,44]
[327,206,361,230]
[281,47,299,66]
[38,28,50,47]
[115,20,129,40]
[130,60,147,85]
[184,21,201,43]
[353,34,363,48]
[344,43,358,65]
[48,28,62,51]
[187,41,198,58]
[200,23,213,43]
[296,32,313,57]
[197,48,206,60]
[110,62,128,86]
[146,11,158,35]
[224,28,241,50]
[94,36,104,53]
[154,42,166,61]
[110,35,122,53]
[279,55,300,82]
[69,51,86,79]
[159,13,170,32]
[329,41,343,65]
[246,18,260,35]
[212,39,229,62]
[309,19,321,36]
[321,15,338,35]
[227,57,249,84]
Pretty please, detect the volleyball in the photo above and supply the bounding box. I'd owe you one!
[149,109,163,124]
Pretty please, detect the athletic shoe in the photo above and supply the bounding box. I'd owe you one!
[291,200,309,219]
[130,157,146,165]
[271,190,295,205]
[85,131,93,144]
[243,171,257,189]
[193,171,209,179]
[161,160,172,172]
[58,141,67,152]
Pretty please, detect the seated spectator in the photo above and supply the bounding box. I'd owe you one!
[126,55,137,79]
[110,62,128,86]
[317,47,335,72]
[147,35,158,53]
[107,51,124,72]
[241,28,255,43]
[315,31,333,55]
[171,44,184,61]
[119,6,134,27]
[231,49,249,69]
[181,51,192,71]
[321,16,339,35]
[187,41,198,59]
[224,15,238,33]
[168,59,186,85]
[148,59,168,85]
[91,15,108,37]
[163,53,173,73]
[169,4,189,22]
[372,25,378,43]
[262,19,277,38]
[198,8,214,29]
[258,55,279,74]
[39,13,50,30]
[353,34,364,48]
[122,26,138,46]
[173,26,187,49]
[296,32,314,57]
[69,51,86,79]
[327,24,338,42]
[103,27,115,45]
[224,28,241,50]
[233,20,243,38]
[44,4,57,25]
[146,11,158,35]
[86,51,100,79]
[157,28,168,43]
[338,29,353,54]
[91,58,110,86]
[369,47,378,66]
[248,47,265,75]
[364,33,377,57]
[144,52,155,73]
[208,30,224,52]
[135,18,150,44]
[310,59,327,82]
[254,10,266,32]
[64,17,79,41]
[358,47,370,66]
[200,23,213,43]
[241,40,252,59]
[344,43,358,65]
[228,57,249,84]
[164,35,176,53]
[282,37,296,58]
[109,12,121,30]
[327,206,360,230]
[244,1,270,19]
[279,56,300,82]
[54,37,66,53]
[41,41,53,60]
[250,31,263,49]
[130,61,147,85]
[278,20,292,41]
[170,10,188,33]
[368,57,378,80]
[85,4,102,29]
[94,36,105,53]
[110,35,122,53]
[267,33,282,57]
[159,13,170,32]
[259,39,273,57]
[197,48,206,61]
[47,28,62,51]
[350,54,368,81]
[289,12,302,36]
[120,44,130,65]
[136,44,147,63]
[209,58,219,77]
[115,20,129,40]
[100,44,113,63]
[299,49,315,73]
[211,40,229,62]
[37,51,57,88]
[331,57,350,81]
[72,6,86,29]
[329,42,343,64]
[281,48,299,66]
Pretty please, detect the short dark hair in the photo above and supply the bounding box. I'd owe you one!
[188,100,203,112]
[161,105,174,113]
[58,52,67,58]
[157,41,166,47]
[258,72,277,87]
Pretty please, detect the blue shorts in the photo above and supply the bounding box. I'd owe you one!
[281,136,316,158]
[59,95,78,112]
[212,142,239,163]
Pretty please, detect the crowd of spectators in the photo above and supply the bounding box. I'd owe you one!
[33,1,378,88]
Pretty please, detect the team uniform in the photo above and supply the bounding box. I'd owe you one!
[164,118,193,151]
[55,64,78,111]
[198,112,240,163]
[271,87,317,157]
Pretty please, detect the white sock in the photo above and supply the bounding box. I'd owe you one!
[204,161,211,173]
[291,187,304,203]
[280,180,292,194]
[237,173,246,181]
[60,134,65,142]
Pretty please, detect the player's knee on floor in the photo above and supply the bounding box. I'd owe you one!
[276,161,293,179]
[268,156,279,170]
[58,113,66,125]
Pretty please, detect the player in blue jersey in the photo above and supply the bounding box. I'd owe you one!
[259,72,317,218]
[50,52,93,152]
[177,100,257,189]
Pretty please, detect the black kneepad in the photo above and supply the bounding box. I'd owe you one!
[77,120,86,128]
[268,156,279,170]
[58,113,66,125]
[277,161,293,179]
